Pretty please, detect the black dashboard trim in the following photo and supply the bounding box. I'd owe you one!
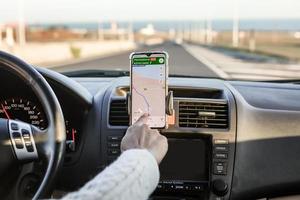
[36,67,93,106]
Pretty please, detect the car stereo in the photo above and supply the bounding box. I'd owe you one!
[105,132,235,200]
[154,135,211,198]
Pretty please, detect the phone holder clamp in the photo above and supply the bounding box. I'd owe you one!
[126,91,174,117]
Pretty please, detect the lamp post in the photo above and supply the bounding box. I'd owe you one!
[17,0,26,45]
[0,24,2,46]
[128,21,134,42]
[232,0,239,47]
[206,18,212,45]
[98,21,104,40]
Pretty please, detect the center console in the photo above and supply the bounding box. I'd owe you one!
[104,133,235,200]
[152,131,235,200]
[101,80,237,200]
[103,132,235,200]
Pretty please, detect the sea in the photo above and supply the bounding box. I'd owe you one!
[29,19,300,32]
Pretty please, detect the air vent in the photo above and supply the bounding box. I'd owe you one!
[109,99,129,126]
[179,100,229,129]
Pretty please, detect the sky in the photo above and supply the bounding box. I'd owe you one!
[1,0,300,23]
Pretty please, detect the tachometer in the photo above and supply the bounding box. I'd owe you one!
[0,98,47,129]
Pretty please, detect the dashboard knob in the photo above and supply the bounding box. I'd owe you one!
[212,179,228,196]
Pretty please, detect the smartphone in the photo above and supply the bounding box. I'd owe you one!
[130,51,168,128]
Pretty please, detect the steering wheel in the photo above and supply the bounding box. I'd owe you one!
[0,51,66,199]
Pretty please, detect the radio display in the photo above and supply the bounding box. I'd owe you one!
[159,138,210,182]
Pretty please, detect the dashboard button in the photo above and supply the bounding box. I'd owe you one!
[15,139,24,149]
[107,136,122,142]
[184,185,191,191]
[192,185,204,191]
[108,149,120,156]
[108,142,120,148]
[66,141,76,152]
[214,139,229,145]
[11,123,19,131]
[12,132,24,149]
[157,183,163,190]
[212,179,228,196]
[213,162,227,175]
[214,153,228,159]
[21,129,30,139]
[214,145,229,152]
[174,184,184,190]
[12,132,21,139]
[169,184,175,190]
[25,141,34,152]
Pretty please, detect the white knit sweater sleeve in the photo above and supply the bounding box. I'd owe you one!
[61,149,160,200]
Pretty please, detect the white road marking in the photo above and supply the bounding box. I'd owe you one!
[182,44,230,79]
[182,43,300,80]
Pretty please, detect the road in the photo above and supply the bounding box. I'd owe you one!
[52,42,218,77]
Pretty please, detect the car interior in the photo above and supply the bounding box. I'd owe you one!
[1,49,300,200]
[1,0,300,200]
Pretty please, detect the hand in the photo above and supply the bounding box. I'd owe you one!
[121,114,168,164]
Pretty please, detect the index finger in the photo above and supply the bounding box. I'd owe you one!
[134,113,149,126]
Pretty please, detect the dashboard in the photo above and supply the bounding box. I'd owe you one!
[0,69,90,164]
[1,67,300,200]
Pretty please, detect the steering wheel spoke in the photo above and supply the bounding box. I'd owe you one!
[31,125,54,161]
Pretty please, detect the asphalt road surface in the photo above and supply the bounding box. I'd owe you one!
[52,42,218,77]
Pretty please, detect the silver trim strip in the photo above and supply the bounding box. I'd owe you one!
[8,120,38,160]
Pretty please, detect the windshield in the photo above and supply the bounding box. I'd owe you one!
[1,0,300,81]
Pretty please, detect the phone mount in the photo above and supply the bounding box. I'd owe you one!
[126,90,174,117]
[166,91,174,116]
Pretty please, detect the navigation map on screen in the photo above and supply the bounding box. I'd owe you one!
[131,55,166,127]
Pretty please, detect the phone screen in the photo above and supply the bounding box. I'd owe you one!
[131,53,167,128]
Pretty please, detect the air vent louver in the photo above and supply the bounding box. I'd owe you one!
[179,101,229,129]
[109,99,129,126]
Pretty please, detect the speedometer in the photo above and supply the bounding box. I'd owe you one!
[0,98,47,129]
[0,97,80,153]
